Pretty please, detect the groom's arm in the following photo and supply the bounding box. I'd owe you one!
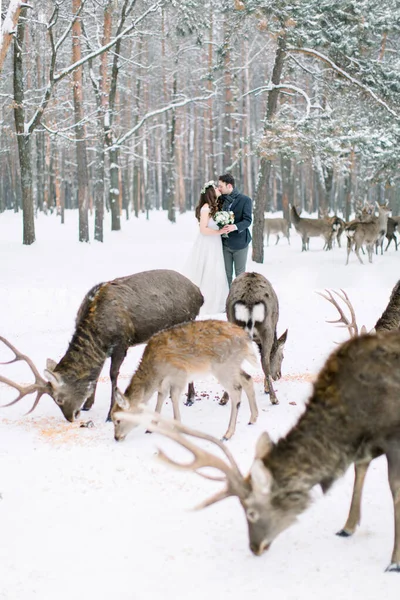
[234,196,252,233]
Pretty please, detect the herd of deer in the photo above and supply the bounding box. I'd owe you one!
[1,268,400,572]
[264,202,400,263]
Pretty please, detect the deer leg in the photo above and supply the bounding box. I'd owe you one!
[169,382,185,423]
[106,347,127,421]
[259,345,278,404]
[337,460,370,537]
[240,370,258,425]
[385,443,400,572]
[275,234,280,245]
[184,381,195,406]
[219,391,229,406]
[220,384,242,441]
[354,243,364,265]
[82,381,98,411]
[301,235,307,252]
[145,386,170,434]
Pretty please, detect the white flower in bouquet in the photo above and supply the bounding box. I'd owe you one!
[213,210,235,229]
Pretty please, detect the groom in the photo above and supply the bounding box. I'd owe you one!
[218,173,252,287]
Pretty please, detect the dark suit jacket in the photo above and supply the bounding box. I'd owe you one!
[221,188,252,250]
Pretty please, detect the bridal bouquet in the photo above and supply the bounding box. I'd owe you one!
[213,210,235,229]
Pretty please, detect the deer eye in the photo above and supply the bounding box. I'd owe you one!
[246,508,259,523]
[54,397,64,406]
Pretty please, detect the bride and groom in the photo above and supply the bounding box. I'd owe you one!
[185,173,252,315]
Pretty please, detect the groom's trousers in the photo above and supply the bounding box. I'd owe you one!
[222,244,249,287]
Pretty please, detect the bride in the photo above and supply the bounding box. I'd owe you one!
[184,181,229,315]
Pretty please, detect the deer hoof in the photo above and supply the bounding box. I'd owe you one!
[385,563,400,573]
[219,393,229,406]
[184,399,194,407]
[336,529,352,537]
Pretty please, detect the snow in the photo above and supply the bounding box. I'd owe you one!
[0,209,399,599]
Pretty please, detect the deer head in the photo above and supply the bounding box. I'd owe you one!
[116,408,308,556]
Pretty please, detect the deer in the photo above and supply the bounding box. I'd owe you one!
[345,202,391,265]
[290,205,335,251]
[118,321,400,572]
[263,218,290,246]
[0,269,203,423]
[222,272,287,405]
[385,216,399,251]
[110,319,259,442]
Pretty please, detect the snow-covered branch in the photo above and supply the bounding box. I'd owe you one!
[0,0,32,73]
[26,0,166,135]
[242,83,321,121]
[288,47,399,120]
[109,91,216,151]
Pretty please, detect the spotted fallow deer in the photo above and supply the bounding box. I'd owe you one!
[111,319,259,442]
[116,281,400,572]
[0,270,203,422]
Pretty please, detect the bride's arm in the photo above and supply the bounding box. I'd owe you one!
[199,205,222,236]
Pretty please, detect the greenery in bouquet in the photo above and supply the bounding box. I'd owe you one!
[213,210,235,229]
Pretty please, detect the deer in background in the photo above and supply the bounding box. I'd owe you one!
[223,272,287,405]
[385,216,399,251]
[264,218,290,246]
[345,202,391,264]
[111,320,259,442]
[120,283,400,572]
[290,205,335,251]
[0,270,203,422]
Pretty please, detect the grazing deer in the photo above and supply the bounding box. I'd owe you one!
[111,319,259,442]
[264,218,290,246]
[385,216,399,251]
[119,321,400,572]
[0,270,203,422]
[345,202,391,265]
[223,272,287,404]
[290,205,335,251]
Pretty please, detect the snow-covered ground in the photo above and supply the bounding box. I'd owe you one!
[0,209,399,600]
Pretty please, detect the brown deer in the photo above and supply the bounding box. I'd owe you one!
[119,322,400,572]
[264,218,290,246]
[0,270,203,422]
[345,202,391,264]
[223,272,287,404]
[110,320,259,442]
[290,205,335,251]
[385,216,399,251]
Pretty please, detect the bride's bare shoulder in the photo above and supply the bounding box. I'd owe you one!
[200,204,210,212]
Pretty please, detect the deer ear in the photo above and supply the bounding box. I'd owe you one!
[360,325,368,335]
[115,389,129,410]
[278,329,288,346]
[250,459,273,495]
[46,358,57,372]
[255,431,273,460]
[44,369,63,388]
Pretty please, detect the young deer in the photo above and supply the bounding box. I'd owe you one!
[263,218,290,246]
[224,272,287,404]
[385,216,399,251]
[111,320,259,442]
[119,324,400,572]
[345,202,391,264]
[290,205,335,251]
[0,270,203,422]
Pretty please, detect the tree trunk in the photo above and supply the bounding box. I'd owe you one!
[13,8,35,245]
[252,36,286,263]
[72,0,89,242]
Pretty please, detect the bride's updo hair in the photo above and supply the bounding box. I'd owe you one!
[195,183,219,221]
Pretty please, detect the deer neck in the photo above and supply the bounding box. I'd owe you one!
[55,328,108,384]
[264,405,354,492]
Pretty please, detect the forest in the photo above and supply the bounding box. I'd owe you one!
[0,0,399,262]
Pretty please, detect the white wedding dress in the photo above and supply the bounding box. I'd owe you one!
[184,206,229,315]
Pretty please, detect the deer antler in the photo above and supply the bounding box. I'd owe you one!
[316,289,360,338]
[0,335,51,413]
[116,408,250,508]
